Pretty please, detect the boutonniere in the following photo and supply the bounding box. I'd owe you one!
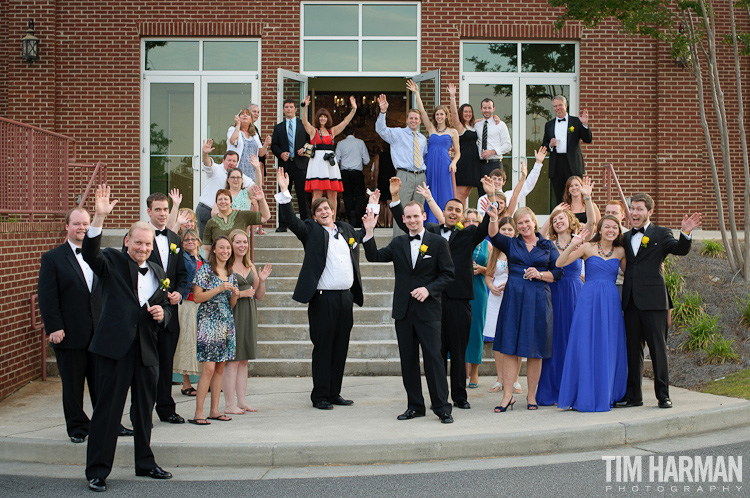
[160,277,171,291]
[454,222,464,231]
[568,125,575,133]
[348,237,357,250]
[169,243,180,254]
[641,236,650,248]
[419,244,428,256]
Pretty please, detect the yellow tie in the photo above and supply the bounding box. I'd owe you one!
[413,131,422,170]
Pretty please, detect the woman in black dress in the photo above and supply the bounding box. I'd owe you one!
[448,83,481,207]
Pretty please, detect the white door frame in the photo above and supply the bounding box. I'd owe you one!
[277,69,309,122]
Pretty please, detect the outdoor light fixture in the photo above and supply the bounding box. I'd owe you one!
[22,20,39,63]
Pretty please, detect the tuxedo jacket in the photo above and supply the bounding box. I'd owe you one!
[38,243,102,350]
[271,118,310,171]
[622,224,691,311]
[84,233,172,366]
[280,201,365,306]
[364,230,454,321]
[542,115,592,178]
[391,203,489,300]
[122,228,187,334]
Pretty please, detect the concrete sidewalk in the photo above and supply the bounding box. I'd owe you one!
[1,377,748,468]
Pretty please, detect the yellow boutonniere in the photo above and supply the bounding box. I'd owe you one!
[419,244,428,256]
[641,236,650,248]
[169,242,179,254]
[348,237,356,248]
[568,125,575,133]
[455,222,464,231]
[160,277,170,290]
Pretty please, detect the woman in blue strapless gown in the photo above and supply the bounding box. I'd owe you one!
[406,79,459,224]
[554,216,628,412]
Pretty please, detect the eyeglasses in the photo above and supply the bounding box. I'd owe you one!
[183,238,199,243]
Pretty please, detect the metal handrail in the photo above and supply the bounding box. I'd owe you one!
[602,164,633,227]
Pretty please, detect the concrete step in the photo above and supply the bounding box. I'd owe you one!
[247,358,508,377]
[261,291,393,308]
[264,276,394,293]
[252,231,394,249]
[258,324,396,341]
[258,340,400,360]
[268,262,394,278]
[258,307,392,325]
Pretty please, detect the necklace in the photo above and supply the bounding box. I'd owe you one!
[436,127,447,133]
[597,242,614,258]
[555,237,572,251]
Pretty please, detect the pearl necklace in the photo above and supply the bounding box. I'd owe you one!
[597,243,614,258]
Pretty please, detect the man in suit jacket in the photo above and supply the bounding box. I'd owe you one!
[38,207,103,443]
[362,201,456,423]
[616,193,702,410]
[390,177,497,408]
[272,99,311,230]
[542,96,592,205]
[83,185,173,492]
[123,192,188,424]
[276,167,364,409]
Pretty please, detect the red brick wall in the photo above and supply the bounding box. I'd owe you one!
[1,0,748,229]
[0,222,64,399]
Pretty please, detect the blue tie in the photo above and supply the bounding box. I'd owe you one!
[287,120,295,157]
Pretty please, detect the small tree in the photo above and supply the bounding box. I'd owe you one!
[549,0,750,280]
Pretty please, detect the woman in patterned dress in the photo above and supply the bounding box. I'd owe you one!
[190,235,239,425]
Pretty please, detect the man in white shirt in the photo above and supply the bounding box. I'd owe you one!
[475,98,512,178]
[196,139,254,238]
[476,147,547,217]
[335,126,370,227]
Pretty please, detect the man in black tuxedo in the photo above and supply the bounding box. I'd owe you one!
[542,96,592,205]
[616,193,702,410]
[272,99,310,231]
[123,192,188,424]
[362,202,455,423]
[276,167,364,409]
[83,185,174,492]
[390,177,497,409]
[38,207,103,444]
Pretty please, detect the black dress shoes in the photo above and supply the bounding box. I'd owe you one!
[275,227,287,232]
[135,465,173,479]
[88,477,106,492]
[453,400,471,409]
[329,396,354,406]
[118,426,134,437]
[396,409,425,420]
[160,414,185,424]
[438,413,454,424]
[312,400,334,410]
[658,398,673,409]
[70,435,86,444]
[614,399,643,408]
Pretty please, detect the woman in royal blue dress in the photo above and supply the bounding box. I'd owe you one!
[537,177,597,406]
[487,205,563,412]
[555,216,628,412]
[406,79,460,224]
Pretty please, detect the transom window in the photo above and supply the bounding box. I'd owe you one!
[301,1,420,75]
[462,42,576,73]
[144,40,259,72]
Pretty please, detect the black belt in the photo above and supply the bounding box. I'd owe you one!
[316,289,349,294]
[480,158,500,164]
[397,168,424,174]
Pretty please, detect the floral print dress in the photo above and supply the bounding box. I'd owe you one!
[194,263,237,362]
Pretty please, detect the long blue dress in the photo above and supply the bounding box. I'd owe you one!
[466,239,489,364]
[489,232,563,358]
[424,134,454,224]
[557,256,627,412]
[537,258,583,406]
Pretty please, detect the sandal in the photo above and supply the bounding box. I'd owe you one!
[489,382,503,393]
[255,227,267,235]
[188,418,210,425]
[181,387,197,396]
[512,382,523,394]
[527,398,538,410]
[207,414,232,421]
[468,382,479,389]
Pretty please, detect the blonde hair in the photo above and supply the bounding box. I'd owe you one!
[432,105,452,129]
[228,229,252,268]
[548,208,580,241]
[128,221,154,239]
[513,207,539,232]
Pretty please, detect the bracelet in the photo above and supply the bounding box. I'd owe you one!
[490,218,498,223]
[582,196,591,201]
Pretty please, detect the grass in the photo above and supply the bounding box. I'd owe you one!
[672,291,705,328]
[679,313,718,351]
[739,295,750,328]
[702,368,750,399]
[699,239,725,259]
[704,335,741,365]
[664,265,685,298]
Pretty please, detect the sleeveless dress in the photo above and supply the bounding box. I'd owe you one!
[237,135,260,181]
[557,256,627,412]
[305,130,344,193]
[194,265,237,363]
[537,257,583,406]
[233,270,258,361]
[466,239,489,364]
[455,128,481,188]
[424,133,454,224]
[483,258,508,341]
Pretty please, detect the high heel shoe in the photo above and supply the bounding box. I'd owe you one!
[494,396,515,413]
[526,398,538,410]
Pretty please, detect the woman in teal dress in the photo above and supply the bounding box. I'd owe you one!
[465,208,489,388]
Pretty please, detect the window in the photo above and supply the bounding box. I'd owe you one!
[145,40,259,72]
[301,2,420,74]
[462,42,576,73]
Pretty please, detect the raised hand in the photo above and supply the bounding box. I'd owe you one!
[377,94,389,113]
[349,95,357,110]
[520,158,528,178]
[368,188,381,205]
[169,188,182,207]
[176,210,190,227]
[448,83,457,96]
[250,184,264,201]
[481,175,495,196]
[534,146,548,164]
[580,176,594,197]
[250,155,261,171]
[572,228,590,244]
[389,176,402,197]
[277,167,290,192]
[554,202,571,212]
[406,79,418,94]
[234,114,241,127]
[681,212,702,234]
[362,208,378,231]
[302,95,311,107]
[415,182,433,202]
[258,263,272,282]
[580,109,589,127]
[94,184,118,217]
[202,139,214,154]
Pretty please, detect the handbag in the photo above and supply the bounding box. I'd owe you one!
[301,142,315,158]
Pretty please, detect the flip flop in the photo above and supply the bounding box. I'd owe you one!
[181,387,197,396]
[513,382,523,394]
[468,382,479,389]
[207,414,232,421]
[489,382,503,393]
[188,418,210,425]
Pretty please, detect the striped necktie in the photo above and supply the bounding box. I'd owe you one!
[412,131,422,170]
[287,120,295,157]
[481,121,488,151]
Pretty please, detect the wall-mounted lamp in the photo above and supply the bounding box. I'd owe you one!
[22,20,39,63]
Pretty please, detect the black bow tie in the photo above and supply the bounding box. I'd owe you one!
[332,231,339,239]
[631,227,645,235]
[75,247,82,254]
[138,267,149,276]
[441,226,452,233]
[409,234,421,242]
[155,229,167,237]
[558,118,566,122]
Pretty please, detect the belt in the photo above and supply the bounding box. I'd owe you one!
[197,202,211,210]
[316,289,349,293]
[397,168,424,174]
[480,158,500,164]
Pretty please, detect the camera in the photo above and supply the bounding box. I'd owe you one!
[323,152,336,166]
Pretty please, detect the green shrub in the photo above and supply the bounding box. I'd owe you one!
[739,295,750,328]
[672,291,705,328]
[700,240,725,259]
[664,266,685,299]
[705,335,740,365]
[679,314,718,351]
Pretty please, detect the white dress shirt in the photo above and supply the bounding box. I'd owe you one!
[198,160,254,207]
[335,135,370,171]
[317,226,354,290]
[409,229,426,268]
[630,222,649,256]
[476,161,544,217]
[553,114,569,153]
[150,222,169,270]
[67,239,94,292]
[476,118,512,160]
[440,226,452,241]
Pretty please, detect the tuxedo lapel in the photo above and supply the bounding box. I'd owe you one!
[401,236,414,271]
[624,231,635,261]
[127,258,140,299]
[63,244,90,292]
[150,240,164,269]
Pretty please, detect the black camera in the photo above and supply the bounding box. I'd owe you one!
[323,152,336,166]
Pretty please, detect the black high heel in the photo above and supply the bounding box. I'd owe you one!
[494,396,515,413]
[527,398,538,410]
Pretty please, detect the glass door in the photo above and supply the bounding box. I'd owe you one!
[143,75,200,212]
[409,69,440,135]
[277,69,308,121]
[201,75,257,165]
